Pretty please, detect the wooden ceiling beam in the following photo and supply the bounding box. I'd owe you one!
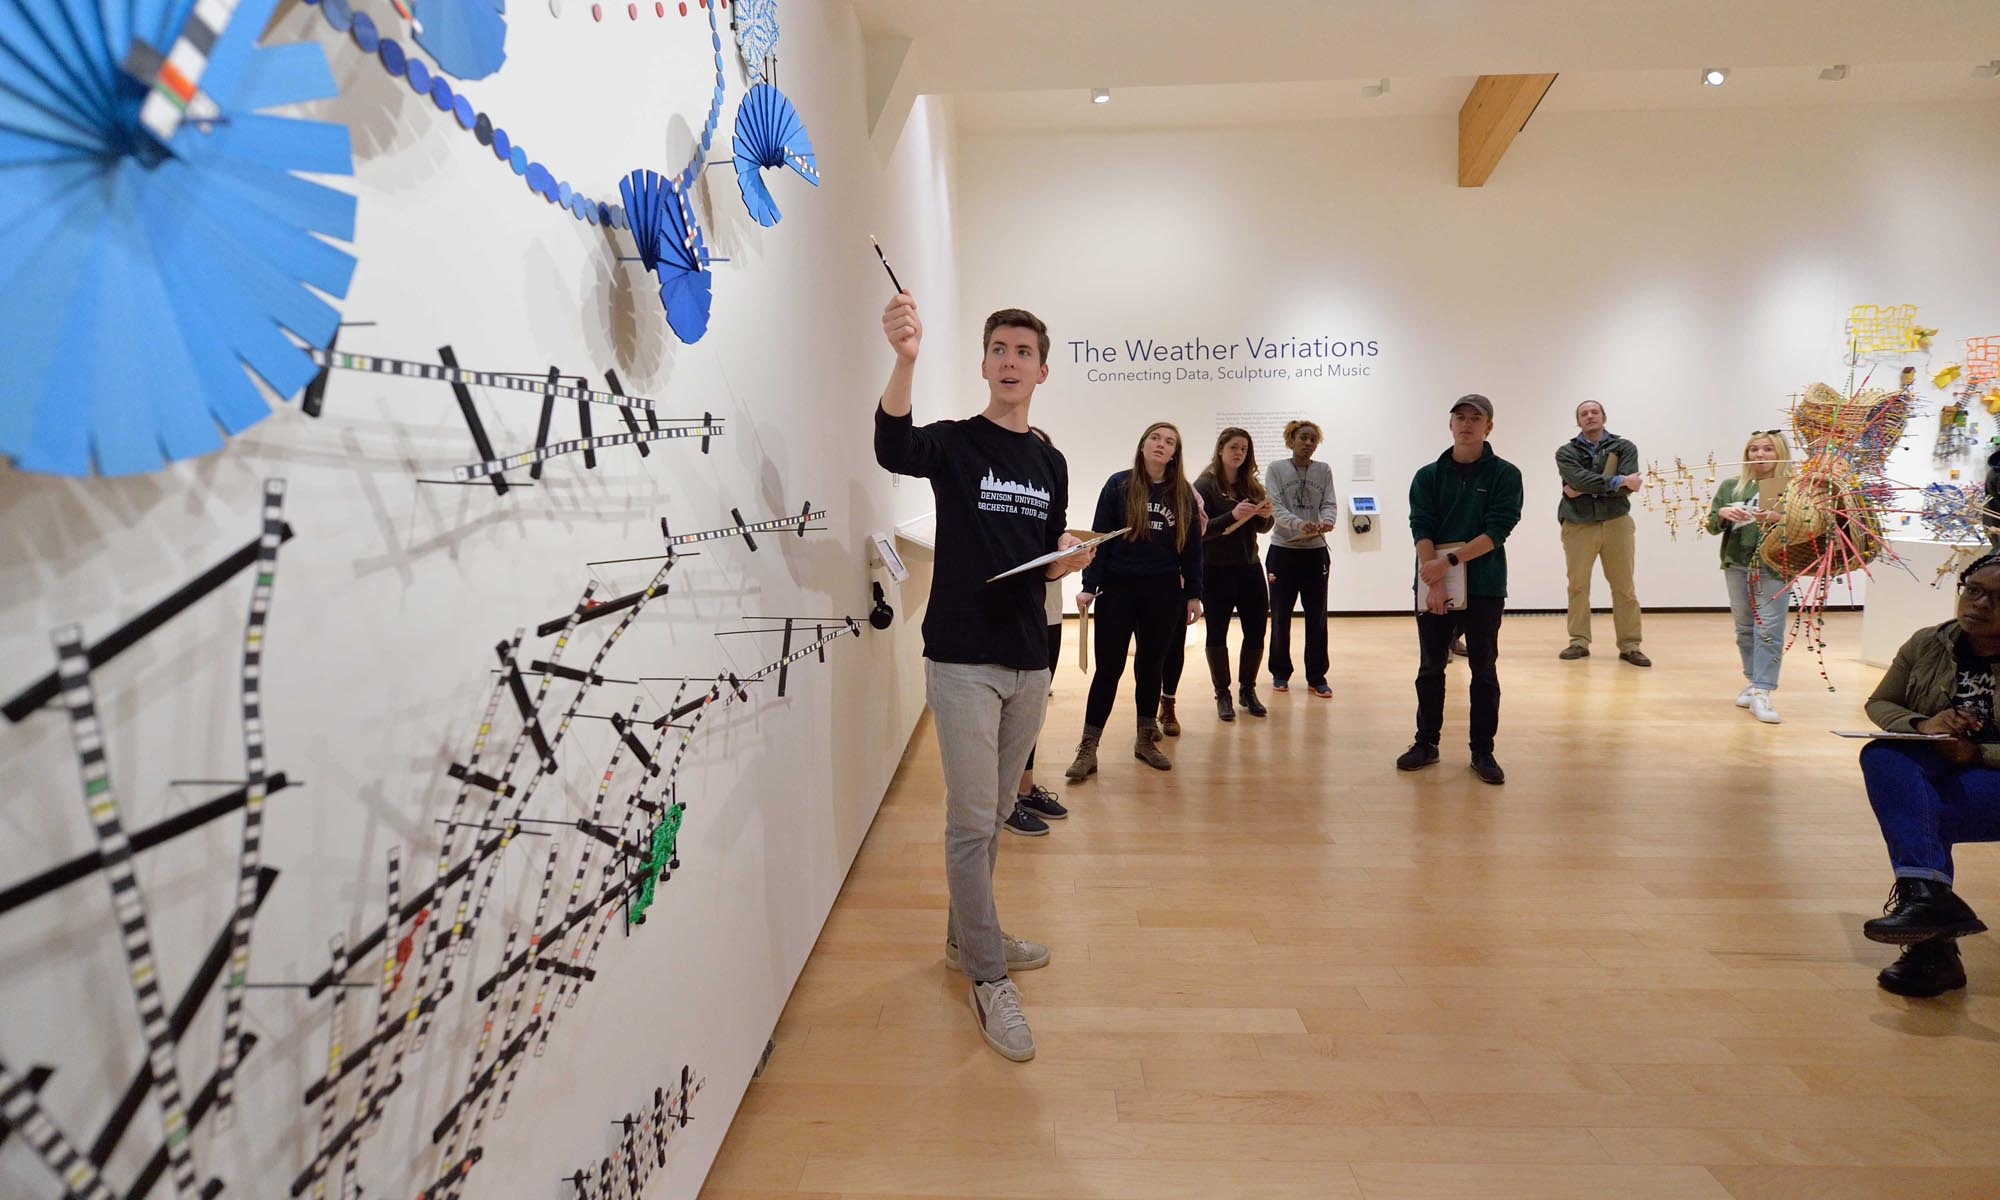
[1458,73,1558,187]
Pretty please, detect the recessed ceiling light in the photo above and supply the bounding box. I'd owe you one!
[1701,67,1729,86]
[1975,61,2000,80]
[1091,88,1110,104]
[1362,77,1389,98]
[1819,64,1848,82]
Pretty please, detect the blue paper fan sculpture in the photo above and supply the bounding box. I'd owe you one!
[732,82,819,228]
[415,0,509,82]
[620,169,712,344]
[0,0,356,477]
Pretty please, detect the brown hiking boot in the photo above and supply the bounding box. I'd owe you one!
[1064,726,1102,782]
[1134,721,1173,770]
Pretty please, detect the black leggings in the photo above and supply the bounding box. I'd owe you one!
[1023,622,1062,772]
[1203,562,1269,688]
[1267,544,1330,687]
[1085,575,1182,728]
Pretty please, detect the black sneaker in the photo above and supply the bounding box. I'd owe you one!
[1016,785,1068,820]
[1271,677,1290,693]
[1862,878,1986,943]
[1470,752,1505,785]
[1877,940,1967,998]
[1003,804,1050,836]
[1396,742,1439,771]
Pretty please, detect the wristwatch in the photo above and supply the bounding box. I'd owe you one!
[1445,551,1460,566]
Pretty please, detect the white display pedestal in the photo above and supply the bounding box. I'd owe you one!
[1859,536,1986,667]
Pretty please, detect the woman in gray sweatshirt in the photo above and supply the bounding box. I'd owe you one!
[1264,419,1338,696]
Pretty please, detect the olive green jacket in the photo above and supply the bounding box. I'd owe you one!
[1555,432,1639,525]
[1866,620,2000,769]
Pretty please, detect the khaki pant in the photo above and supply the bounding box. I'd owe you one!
[1562,514,1641,650]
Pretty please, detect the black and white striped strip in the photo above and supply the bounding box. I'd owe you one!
[0,1055,114,1200]
[435,927,517,1165]
[450,422,726,483]
[662,507,826,547]
[305,935,350,1200]
[340,848,399,1197]
[306,348,660,414]
[493,849,558,1119]
[216,477,286,1129]
[52,625,202,1200]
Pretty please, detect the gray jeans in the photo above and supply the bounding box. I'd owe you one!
[925,659,1051,983]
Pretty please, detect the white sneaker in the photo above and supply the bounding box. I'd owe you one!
[1735,684,1755,708]
[944,932,1050,972]
[1749,690,1780,724]
[970,979,1035,1061]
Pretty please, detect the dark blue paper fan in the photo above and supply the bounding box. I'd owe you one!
[414,0,509,82]
[0,0,357,477]
[620,168,712,344]
[731,81,819,228]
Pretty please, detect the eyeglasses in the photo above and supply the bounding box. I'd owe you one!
[1959,582,2000,606]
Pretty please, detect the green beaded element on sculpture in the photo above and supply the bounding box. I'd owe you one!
[626,803,685,927]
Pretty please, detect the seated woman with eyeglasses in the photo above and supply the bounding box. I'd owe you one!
[1857,551,2000,997]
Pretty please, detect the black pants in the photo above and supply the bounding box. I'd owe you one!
[1414,596,1503,754]
[1266,545,1330,687]
[1203,562,1269,689]
[1085,575,1182,728]
[1024,622,1062,772]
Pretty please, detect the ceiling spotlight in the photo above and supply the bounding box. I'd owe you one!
[1819,64,1848,81]
[1362,77,1390,98]
[1701,67,1729,86]
[1091,88,1110,104]
[1975,61,2000,80]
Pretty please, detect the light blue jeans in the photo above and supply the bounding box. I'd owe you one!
[1723,564,1789,691]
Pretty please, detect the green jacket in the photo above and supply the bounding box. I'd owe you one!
[1555,432,1638,524]
[1866,620,2000,769]
[1409,444,1524,599]
[1703,477,1771,569]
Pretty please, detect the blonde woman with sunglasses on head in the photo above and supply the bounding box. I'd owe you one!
[1704,430,1793,723]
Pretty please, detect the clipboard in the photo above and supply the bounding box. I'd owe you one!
[1418,541,1468,613]
[1829,730,1953,740]
[986,527,1131,584]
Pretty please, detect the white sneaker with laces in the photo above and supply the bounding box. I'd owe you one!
[945,932,1050,972]
[1749,689,1780,724]
[970,979,1035,1061]
[1735,684,1755,708]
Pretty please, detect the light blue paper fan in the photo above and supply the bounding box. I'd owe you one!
[731,81,818,227]
[0,0,356,477]
[414,0,508,82]
[730,0,778,84]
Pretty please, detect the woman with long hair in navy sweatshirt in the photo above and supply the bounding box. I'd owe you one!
[1066,422,1204,780]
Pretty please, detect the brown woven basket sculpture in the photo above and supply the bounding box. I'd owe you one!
[1759,382,1900,578]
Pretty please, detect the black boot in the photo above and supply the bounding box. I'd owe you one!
[1862,878,1987,944]
[1877,940,1967,998]
[1205,645,1235,721]
[1237,639,1267,716]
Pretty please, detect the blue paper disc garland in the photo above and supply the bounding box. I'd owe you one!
[731,81,819,227]
[0,0,358,477]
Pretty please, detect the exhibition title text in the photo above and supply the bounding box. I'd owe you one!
[1067,334,1380,386]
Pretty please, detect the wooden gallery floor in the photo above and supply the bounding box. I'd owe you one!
[703,613,2000,1200]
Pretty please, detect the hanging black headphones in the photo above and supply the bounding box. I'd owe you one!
[868,581,894,630]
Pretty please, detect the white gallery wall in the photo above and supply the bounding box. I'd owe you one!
[955,98,2000,613]
[0,4,954,1199]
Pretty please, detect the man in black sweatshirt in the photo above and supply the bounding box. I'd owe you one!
[874,292,1091,1063]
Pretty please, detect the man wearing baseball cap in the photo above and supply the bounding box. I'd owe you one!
[1399,394,1524,785]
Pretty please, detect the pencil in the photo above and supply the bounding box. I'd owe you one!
[870,235,905,295]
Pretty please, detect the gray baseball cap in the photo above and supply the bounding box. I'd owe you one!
[1450,394,1494,419]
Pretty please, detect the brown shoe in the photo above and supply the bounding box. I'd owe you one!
[1558,644,1589,660]
[1619,649,1653,668]
[1158,697,1180,738]
[1134,722,1173,770]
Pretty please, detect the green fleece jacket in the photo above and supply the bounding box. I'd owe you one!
[1867,620,2000,769]
[1555,432,1639,524]
[1409,444,1524,599]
